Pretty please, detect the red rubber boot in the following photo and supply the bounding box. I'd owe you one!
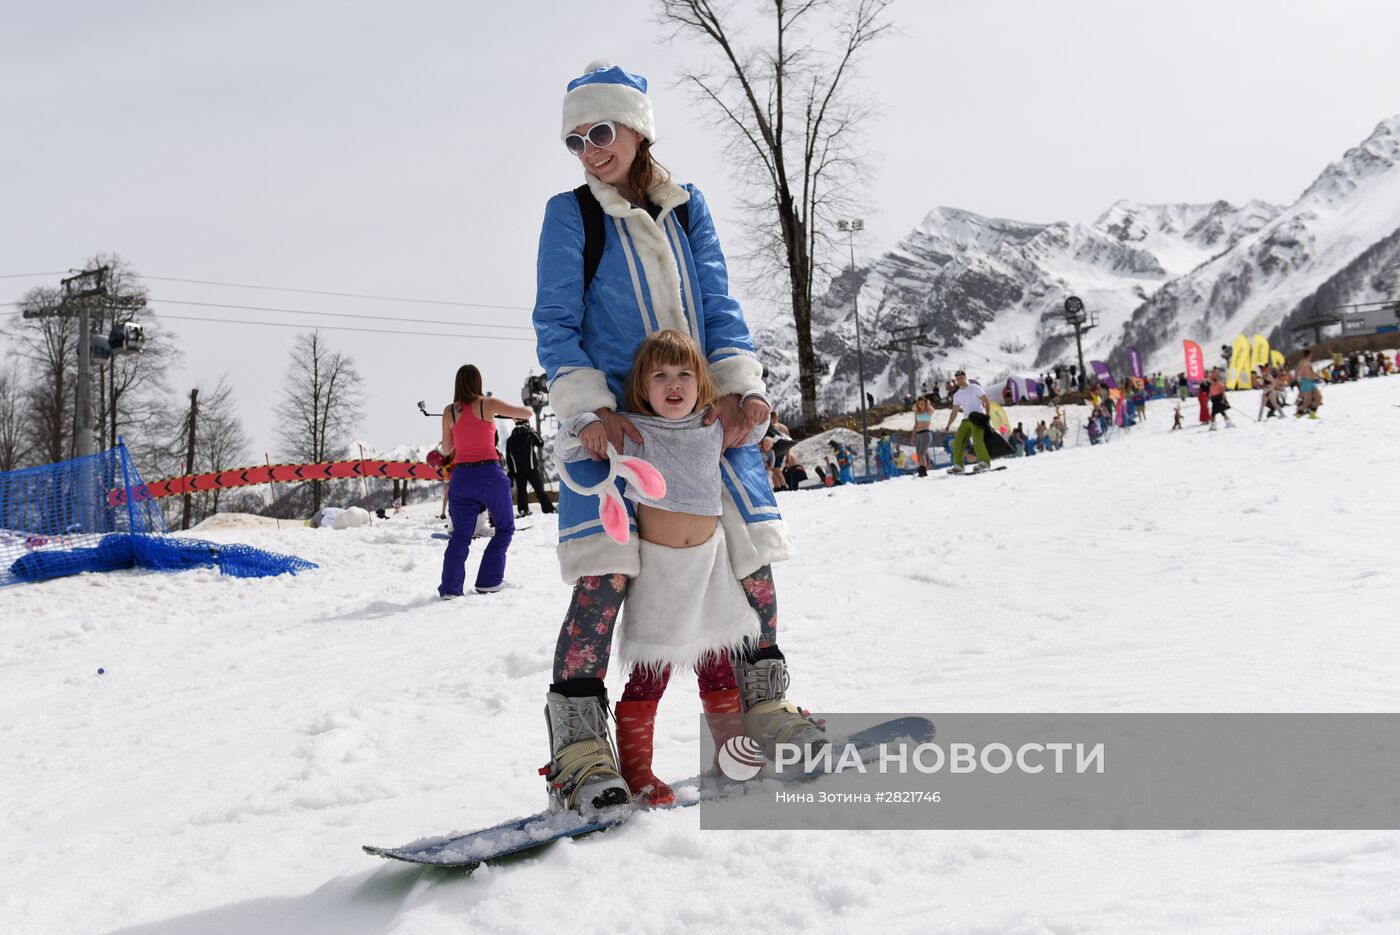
[699,688,746,771]
[614,699,675,807]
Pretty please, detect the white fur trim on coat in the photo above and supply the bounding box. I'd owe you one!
[617,525,759,674]
[709,352,766,401]
[556,531,640,585]
[549,366,617,421]
[584,174,691,338]
[717,487,799,579]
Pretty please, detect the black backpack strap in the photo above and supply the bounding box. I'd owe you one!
[573,185,606,290]
[673,199,690,237]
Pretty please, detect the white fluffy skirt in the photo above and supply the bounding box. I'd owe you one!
[618,524,760,674]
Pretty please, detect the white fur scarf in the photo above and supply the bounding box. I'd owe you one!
[584,172,694,340]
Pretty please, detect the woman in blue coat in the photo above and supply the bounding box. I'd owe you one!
[532,61,819,816]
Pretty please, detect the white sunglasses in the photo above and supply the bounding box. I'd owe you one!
[564,121,617,156]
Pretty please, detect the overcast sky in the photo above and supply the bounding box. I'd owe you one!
[3,0,1398,461]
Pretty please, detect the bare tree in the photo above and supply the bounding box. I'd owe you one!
[6,286,77,464]
[0,361,29,471]
[192,375,251,522]
[274,331,364,513]
[658,0,892,429]
[145,374,252,529]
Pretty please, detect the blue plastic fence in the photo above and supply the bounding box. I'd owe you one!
[1,443,315,587]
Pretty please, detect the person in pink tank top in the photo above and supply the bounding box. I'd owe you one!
[437,365,533,598]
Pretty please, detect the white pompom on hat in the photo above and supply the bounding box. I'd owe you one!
[561,59,656,143]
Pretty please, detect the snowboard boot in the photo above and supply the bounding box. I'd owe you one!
[614,699,675,807]
[948,464,965,475]
[540,682,631,817]
[731,648,827,762]
[972,461,990,474]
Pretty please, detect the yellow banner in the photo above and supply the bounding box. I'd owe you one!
[1271,350,1285,369]
[1227,335,1253,389]
[1251,334,1270,371]
[987,402,1010,434]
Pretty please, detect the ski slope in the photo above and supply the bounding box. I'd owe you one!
[3,378,1399,934]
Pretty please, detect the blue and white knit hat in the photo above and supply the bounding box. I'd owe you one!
[560,60,656,143]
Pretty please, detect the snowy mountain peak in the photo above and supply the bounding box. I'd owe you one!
[1299,114,1400,206]
[1117,115,1400,374]
[1093,199,1218,240]
[911,207,1049,256]
[1091,199,1282,276]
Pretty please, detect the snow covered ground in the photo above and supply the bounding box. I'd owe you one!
[4,378,1399,934]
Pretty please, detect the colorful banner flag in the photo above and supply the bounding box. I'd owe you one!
[1251,334,1270,371]
[1184,340,1205,386]
[1126,347,1144,379]
[987,402,1011,435]
[1090,360,1117,389]
[1227,335,1252,389]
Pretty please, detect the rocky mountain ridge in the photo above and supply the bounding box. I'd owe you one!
[755,115,1400,415]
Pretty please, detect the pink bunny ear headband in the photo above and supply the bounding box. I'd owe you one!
[556,442,666,544]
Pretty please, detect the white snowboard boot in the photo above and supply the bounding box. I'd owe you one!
[541,689,631,817]
[731,650,827,762]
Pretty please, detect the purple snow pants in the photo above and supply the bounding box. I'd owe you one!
[438,461,515,596]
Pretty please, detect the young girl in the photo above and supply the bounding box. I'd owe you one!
[555,330,787,806]
[910,396,935,476]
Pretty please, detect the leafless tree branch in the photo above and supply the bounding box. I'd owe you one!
[658,0,892,427]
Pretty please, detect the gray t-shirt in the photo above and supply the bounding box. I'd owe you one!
[556,409,766,516]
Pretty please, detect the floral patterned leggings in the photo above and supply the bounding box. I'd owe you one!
[551,565,779,684]
[621,653,734,703]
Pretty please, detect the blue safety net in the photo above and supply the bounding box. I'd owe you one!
[1,442,316,587]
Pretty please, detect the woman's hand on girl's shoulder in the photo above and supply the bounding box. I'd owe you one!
[587,408,641,459]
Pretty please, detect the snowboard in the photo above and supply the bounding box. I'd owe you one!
[982,429,1015,460]
[431,524,532,540]
[362,715,935,870]
[947,465,1008,476]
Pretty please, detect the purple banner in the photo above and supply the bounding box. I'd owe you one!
[1090,360,1117,389]
[1126,347,1143,379]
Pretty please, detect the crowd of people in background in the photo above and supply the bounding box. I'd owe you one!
[435,349,1397,505]
[760,346,1397,489]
